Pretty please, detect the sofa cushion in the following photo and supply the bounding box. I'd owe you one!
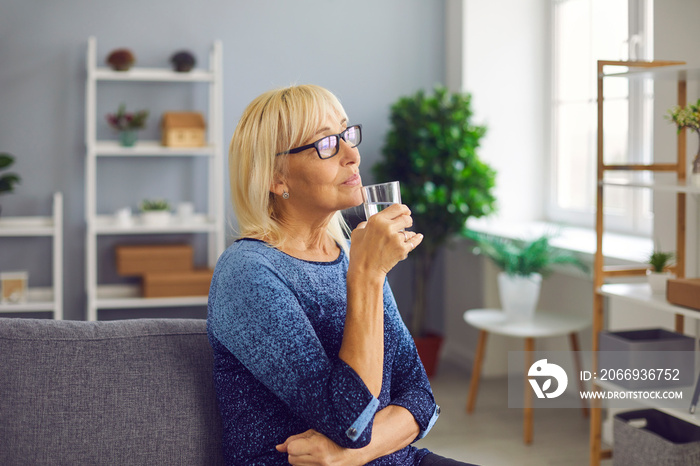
[0,318,223,465]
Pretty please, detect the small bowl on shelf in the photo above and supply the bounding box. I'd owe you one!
[140,211,171,227]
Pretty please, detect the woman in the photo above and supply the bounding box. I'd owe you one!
[208,85,474,465]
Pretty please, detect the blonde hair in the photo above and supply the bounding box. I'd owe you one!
[229,85,351,252]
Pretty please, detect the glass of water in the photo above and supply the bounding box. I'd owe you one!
[362,181,401,219]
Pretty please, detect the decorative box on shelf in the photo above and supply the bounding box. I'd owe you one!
[1,271,29,304]
[614,409,700,466]
[161,112,206,147]
[142,269,213,298]
[115,244,193,277]
[667,278,700,312]
[599,328,695,389]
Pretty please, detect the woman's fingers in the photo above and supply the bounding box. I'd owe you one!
[277,429,346,465]
[374,203,411,221]
[366,204,413,232]
[399,230,424,257]
[276,430,314,452]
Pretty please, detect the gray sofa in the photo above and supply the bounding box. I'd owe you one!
[0,317,224,465]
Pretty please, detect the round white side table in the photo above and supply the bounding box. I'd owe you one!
[463,309,590,444]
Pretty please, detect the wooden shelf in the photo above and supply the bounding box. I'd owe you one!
[94,285,207,309]
[93,67,214,82]
[591,59,693,465]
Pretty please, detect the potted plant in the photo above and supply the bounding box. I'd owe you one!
[646,250,675,294]
[0,153,21,217]
[106,104,149,147]
[666,99,700,187]
[373,86,497,375]
[466,232,588,321]
[139,199,171,226]
[106,48,136,71]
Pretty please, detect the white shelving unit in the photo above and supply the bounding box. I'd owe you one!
[590,60,700,465]
[600,283,700,321]
[602,179,700,194]
[0,192,63,319]
[84,37,225,321]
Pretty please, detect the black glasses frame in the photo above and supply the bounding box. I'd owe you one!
[276,124,362,159]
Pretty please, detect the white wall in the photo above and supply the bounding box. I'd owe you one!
[442,0,551,374]
[463,0,548,223]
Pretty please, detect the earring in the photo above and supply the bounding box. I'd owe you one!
[282,191,290,199]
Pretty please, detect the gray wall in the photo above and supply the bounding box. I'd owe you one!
[0,0,446,321]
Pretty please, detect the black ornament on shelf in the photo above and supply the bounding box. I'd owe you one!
[170,50,196,72]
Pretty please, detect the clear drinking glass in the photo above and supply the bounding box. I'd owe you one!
[362,181,401,219]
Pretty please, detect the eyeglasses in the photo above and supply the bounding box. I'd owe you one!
[276,124,362,159]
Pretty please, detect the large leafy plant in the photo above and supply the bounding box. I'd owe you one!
[373,86,497,337]
[466,232,588,277]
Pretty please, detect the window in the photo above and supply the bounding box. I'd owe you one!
[549,0,653,235]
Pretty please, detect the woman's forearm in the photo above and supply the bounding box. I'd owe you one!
[350,404,421,464]
[341,205,419,398]
[339,270,385,397]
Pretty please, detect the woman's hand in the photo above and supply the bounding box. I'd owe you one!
[276,429,359,466]
[349,203,423,280]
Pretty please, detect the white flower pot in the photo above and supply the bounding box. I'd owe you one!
[690,172,700,189]
[141,211,171,227]
[498,272,542,321]
[646,269,674,295]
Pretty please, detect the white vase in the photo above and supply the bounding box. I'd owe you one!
[498,272,542,321]
[690,172,700,189]
[646,269,674,295]
[141,211,171,227]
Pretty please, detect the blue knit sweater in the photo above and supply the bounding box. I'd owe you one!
[207,238,439,465]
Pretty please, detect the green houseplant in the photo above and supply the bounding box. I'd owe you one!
[139,198,171,227]
[466,232,588,320]
[139,199,171,212]
[373,86,497,371]
[646,250,675,294]
[0,153,21,216]
[666,99,700,187]
[648,250,674,273]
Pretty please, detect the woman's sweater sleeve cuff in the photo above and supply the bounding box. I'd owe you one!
[345,397,380,441]
[330,360,380,445]
[416,404,440,440]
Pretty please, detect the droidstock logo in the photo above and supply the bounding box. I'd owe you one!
[528,359,568,399]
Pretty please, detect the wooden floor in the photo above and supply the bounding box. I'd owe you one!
[414,361,614,466]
